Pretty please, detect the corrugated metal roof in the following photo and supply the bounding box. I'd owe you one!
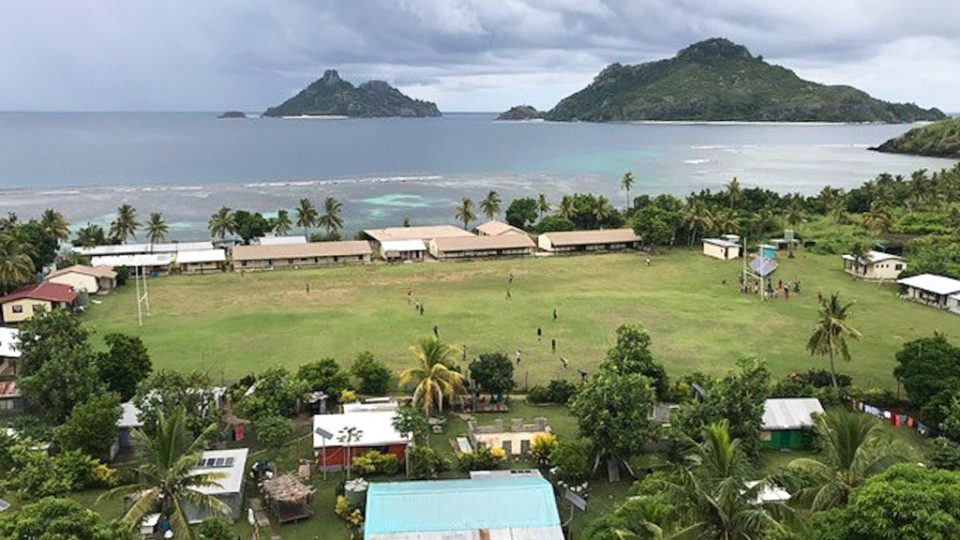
[232,241,372,261]
[380,240,427,252]
[897,273,960,296]
[762,398,823,430]
[91,253,174,268]
[364,477,561,539]
[431,234,535,253]
[476,220,526,237]
[175,249,227,264]
[365,226,474,243]
[703,238,740,248]
[539,229,640,247]
[312,411,410,448]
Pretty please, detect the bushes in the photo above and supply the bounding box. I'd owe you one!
[457,446,506,471]
[350,351,392,395]
[527,379,577,404]
[351,450,401,477]
[530,433,558,466]
[408,446,448,479]
[5,445,98,500]
[550,439,591,484]
[253,415,293,454]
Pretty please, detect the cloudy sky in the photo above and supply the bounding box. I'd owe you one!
[2,0,959,112]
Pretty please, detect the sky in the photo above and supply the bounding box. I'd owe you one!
[2,0,959,113]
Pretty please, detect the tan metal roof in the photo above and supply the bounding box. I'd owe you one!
[475,220,526,236]
[46,264,118,280]
[232,241,372,261]
[539,228,640,247]
[364,225,474,243]
[432,234,535,253]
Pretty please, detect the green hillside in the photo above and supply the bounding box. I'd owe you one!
[873,116,960,158]
[546,38,945,123]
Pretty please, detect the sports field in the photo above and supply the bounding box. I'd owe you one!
[83,249,960,389]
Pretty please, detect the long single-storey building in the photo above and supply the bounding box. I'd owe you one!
[429,234,536,260]
[761,398,824,449]
[897,273,960,310]
[842,250,907,280]
[0,282,79,324]
[91,253,174,274]
[703,238,742,260]
[232,241,372,271]
[475,219,526,237]
[313,411,411,471]
[379,240,427,263]
[174,249,227,274]
[538,228,641,253]
[255,235,307,246]
[364,476,564,540]
[362,225,474,250]
[74,241,214,257]
[45,264,118,294]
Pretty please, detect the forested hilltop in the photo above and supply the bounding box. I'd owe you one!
[263,69,441,118]
[873,116,960,158]
[546,38,946,123]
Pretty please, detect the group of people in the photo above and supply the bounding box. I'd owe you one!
[736,273,802,300]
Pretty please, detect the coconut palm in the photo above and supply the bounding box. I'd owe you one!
[480,190,501,220]
[0,234,34,293]
[295,198,318,237]
[713,209,740,236]
[621,171,635,210]
[681,202,714,245]
[848,243,867,276]
[536,193,551,219]
[558,195,577,221]
[454,198,476,230]
[907,169,929,210]
[318,196,344,237]
[273,209,293,236]
[398,336,466,417]
[807,293,862,392]
[110,204,140,243]
[725,177,743,210]
[100,409,229,538]
[207,206,236,240]
[145,212,168,248]
[784,204,805,230]
[860,201,893,235]
[592,196,614,227]
[828,199,850,225]
[40,209,70,243]
[786,410,909,511]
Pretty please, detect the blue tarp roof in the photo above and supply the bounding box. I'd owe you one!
[364,477,561,538]
[750,256,778,278]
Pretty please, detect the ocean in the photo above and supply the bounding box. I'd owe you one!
[0,112,955,239]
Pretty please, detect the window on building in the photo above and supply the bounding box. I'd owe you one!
[12,305,23,314]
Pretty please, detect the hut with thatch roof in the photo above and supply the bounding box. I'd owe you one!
[262,474,315,523]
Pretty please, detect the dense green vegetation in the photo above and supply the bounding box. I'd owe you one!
[262,69,441,118]
[546,38,946,123]
[496,104,543,120]
[874,116,960,158]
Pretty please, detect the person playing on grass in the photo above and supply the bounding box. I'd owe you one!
[551,338,556,353]
[537,327,542,341]
[515,349,521,365]
[553,307,558,321]
[305,283,310,294]
[433,325,439,338]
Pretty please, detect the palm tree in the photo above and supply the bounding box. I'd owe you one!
[536,193,551,219]
[454,198,476,230]
[0,234,34,293]
[786,410,909,511]
[784,204,805,230]
[807,293,862,392]
[713,209,740,236]
[39,209,70,243]
[295,198,318,237]
[725,177,743,210]
[828,199,850,225]
[861,201,893,235]
[848,243,867,276]
[100,409,229,538]
[272,209,293,236]
[398,336,466,417]
[207,206,236,240]
[318,196,344,237]
[558,195,577,221]
[74,223,107,248]
[592,196,614,228]
[110,204,140,243]
[621,171,635,210]
[145,212,168,249]
[479,191,502,220]
[681,202,714,245]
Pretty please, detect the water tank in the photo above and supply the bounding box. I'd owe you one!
[344,478,368,508]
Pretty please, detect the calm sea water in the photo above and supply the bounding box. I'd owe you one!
[0,112,955,239]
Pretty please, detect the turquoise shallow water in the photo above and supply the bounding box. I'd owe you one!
[0,112,955,238]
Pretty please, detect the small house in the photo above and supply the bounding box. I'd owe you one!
[842,250,907,280]
[703,238,742,260]
[174,249,227,274]
[0,282,79,324]
[231,241,372,271]
[312,411,411,471]
[112,400,144,461]
[428,234,536,260]
[761,398,824,449]
[183,448,249,523]
[467,417,551,456]
[45,265,117,294]
[379,240,427,263]
[537,229,641,253]
[897,273,960,310]
[475,220,526,237]
[364,476,564,540]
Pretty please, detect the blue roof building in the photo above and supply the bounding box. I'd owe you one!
[364,476,564,540]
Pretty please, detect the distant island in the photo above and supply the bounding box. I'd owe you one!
[872,117,960,158]
[217,110,246,119]
[545,38,946,123]
[497,105,544,120]
[263,69,441,118]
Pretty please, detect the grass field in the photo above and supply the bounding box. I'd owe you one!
[83,249,960,389]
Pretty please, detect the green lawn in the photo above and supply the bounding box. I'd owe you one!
[83,249,960,389]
